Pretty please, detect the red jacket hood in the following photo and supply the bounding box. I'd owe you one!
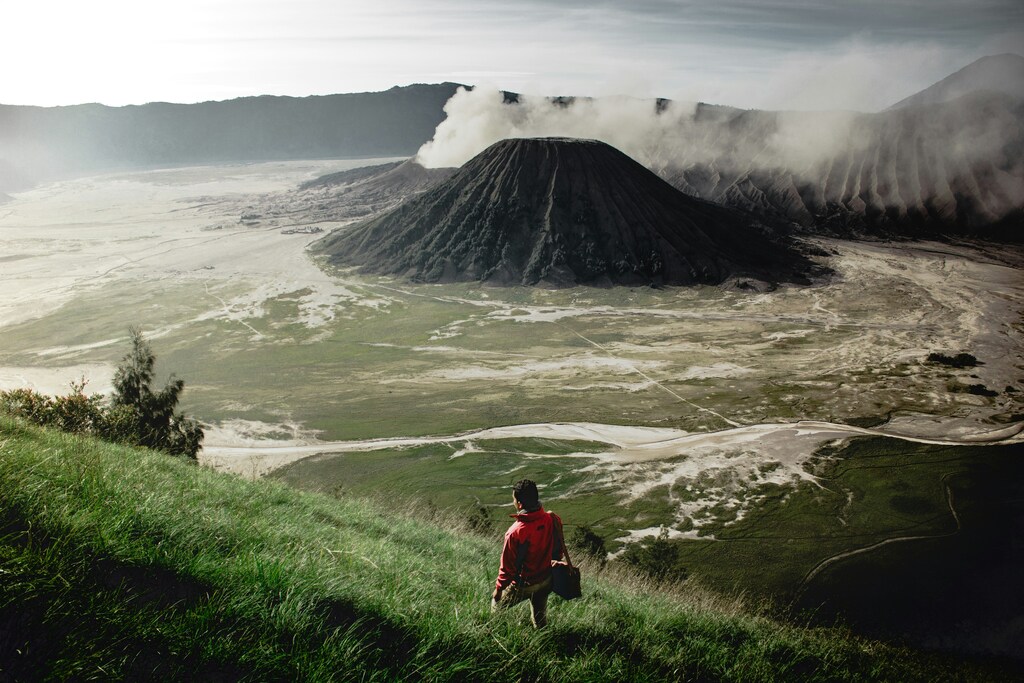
[508,507,547,521]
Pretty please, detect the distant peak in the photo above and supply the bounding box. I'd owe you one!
[888,53,1024,110]
[975,53,1024,64]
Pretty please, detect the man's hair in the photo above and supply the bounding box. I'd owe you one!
[512,479,540,510]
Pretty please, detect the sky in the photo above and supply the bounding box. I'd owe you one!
[3,0,1022,110]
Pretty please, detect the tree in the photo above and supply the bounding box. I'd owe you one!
[110,327,204,459]
[620,526,688,583]
[569,524,608,566]
[467,505,494,535]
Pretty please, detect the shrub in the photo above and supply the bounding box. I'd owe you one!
[569,524,607,566]
[946,381,999,397]
[926,352,979,368]
[1,385,104,436]
[467,505,495,535]
[0,387,52,423]
[46,378,106,434]
[620,526,688,582]
[0,329,204,459]
[965,384,998,397]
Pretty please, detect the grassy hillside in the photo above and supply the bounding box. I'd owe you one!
[270,435,1024,630]
[0,416,1013,682]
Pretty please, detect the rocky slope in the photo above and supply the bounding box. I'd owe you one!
[659,91,1024,241]
[298,161,405,190]
[888,53,1024,110]
[314,138,819,287]
[300,159,455,206]
[238,159,456,225]
[659,56,1024,241]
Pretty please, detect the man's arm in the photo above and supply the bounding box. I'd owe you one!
[493,531,519,600]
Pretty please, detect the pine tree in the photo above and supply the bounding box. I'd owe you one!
[111,327,203,458]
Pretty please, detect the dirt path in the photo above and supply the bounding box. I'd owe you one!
[201,418,1024,477]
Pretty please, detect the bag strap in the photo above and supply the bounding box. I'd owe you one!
[513,539,529,584]
[552,513,574,568]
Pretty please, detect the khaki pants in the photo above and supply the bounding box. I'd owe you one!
[491,574,553,629]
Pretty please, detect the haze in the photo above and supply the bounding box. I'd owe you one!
[4,0,1022,110]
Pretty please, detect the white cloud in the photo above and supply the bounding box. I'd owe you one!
[416,86,701,169]
[415,85,869,171]
[752,39,971,112]
[0,1,1018,106]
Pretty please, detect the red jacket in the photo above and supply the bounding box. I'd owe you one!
[495,507,564,591]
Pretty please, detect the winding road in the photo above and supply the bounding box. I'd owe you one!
[201,417,1024,477]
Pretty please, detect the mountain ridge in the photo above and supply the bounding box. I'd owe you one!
[659,90,1024,241]
[887,53,1024,110]
[0,83,463,191]
[6,56,1021,243]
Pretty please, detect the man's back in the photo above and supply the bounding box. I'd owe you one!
[499,508,561,587]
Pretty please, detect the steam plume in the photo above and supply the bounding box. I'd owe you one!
[414,86,860,174]
[415,82,1023,232]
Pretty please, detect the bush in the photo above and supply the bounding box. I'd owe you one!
[467,506,495,535]
[965,384,998,397]
[569,524,607,566]
[0,387,52,423]
[0,380,107,436]
[946,381,999,397]
[0,329,204,459]
[619,526,688,582]
[48,385,106,434]
[926,352,979,368]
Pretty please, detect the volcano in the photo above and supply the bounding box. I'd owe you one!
[314,138,817,286]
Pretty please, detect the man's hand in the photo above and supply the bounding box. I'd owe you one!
[492,587,502,602]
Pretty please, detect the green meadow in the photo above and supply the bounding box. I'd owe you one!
[270,435,1024,647]
[3,417,1017,681]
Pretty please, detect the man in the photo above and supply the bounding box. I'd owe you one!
[491,478,564,629]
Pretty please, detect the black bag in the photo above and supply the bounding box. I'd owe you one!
[551,562,581,600]
[551,514,582,600]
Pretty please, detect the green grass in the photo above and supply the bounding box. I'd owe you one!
[1,416,1017,681]
[793,439,1024,645]
[269,441,670,546]
[660,438,1024,600]
[270,434,1024,665]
